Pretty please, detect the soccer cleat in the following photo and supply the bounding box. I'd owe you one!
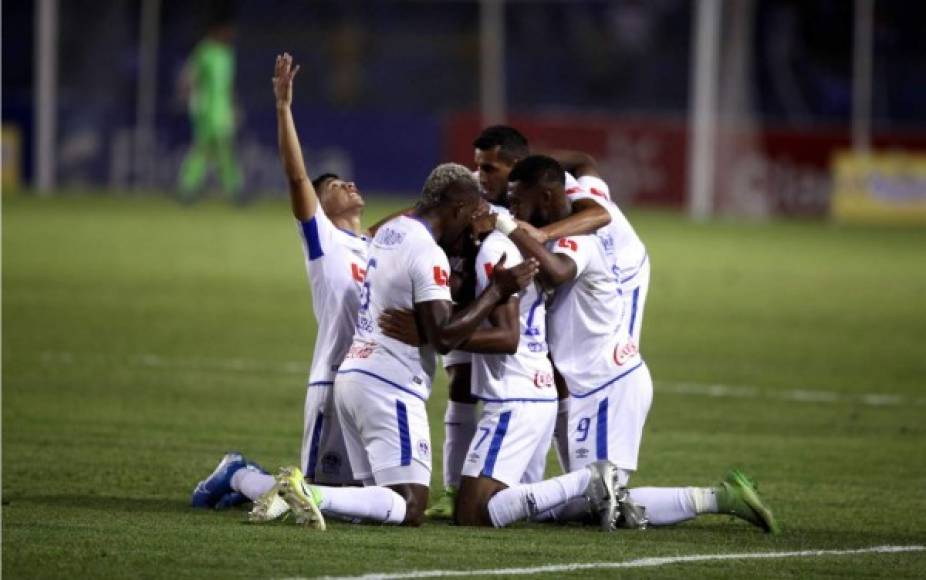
[191,452,248,508]
[276,466,327,531]
[614,487,648,530]
[424,487,457,520]
[215,491,248,509]
[716,469,781,534]
[583,461,620,532]
[249,483,291,523]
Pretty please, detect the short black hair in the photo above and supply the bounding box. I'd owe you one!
[312,173,339,194]
[473,125,529,162]
[508,155,565,188]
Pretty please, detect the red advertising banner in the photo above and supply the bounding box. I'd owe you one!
[444,111,926,217]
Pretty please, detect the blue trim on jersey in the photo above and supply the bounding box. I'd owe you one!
[336,368,427,401]
[306,411,325,476]
[481,411,512,478]
[396,400,411,466]
[570,361,645,399]
[301,218,324,260]
[307,381,334,387]
[475,396,559,403]
[596,399,608,460]
[628,287,640,336]
[619,253,649,284]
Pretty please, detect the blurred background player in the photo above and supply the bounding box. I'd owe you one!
[502,155,778,533]
[177,10,243,203]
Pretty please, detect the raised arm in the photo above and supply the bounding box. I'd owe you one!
[273,53,316,221]
[546,149,600,178]
[536,198,610,242]
[413,254,537,354]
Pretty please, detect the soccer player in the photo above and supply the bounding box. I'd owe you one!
[429,126,613,518]
[177,13,242,203]
[497,155,779,532]
[265,163,540,528]
[191,54,369,514]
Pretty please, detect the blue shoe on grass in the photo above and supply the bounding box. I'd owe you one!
[191,452,265,508]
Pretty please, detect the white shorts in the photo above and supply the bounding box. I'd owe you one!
[442,350,471,369]
[300,383,358,485]
[565,361,653,473]
[333,374,432,486]
[461,401,557,488]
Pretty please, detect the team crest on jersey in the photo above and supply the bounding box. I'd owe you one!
[346,341,375,359]
[613,340,640,366]
[417,439,431,459]
[320,452,342,475]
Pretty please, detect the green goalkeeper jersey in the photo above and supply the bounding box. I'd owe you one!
[188,39,235,130]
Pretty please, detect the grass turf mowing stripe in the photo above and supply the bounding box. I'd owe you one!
[304,545,926,580]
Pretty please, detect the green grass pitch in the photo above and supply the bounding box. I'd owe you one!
[3,194,926,578]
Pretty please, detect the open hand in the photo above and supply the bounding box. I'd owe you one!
[273,53,301,107]
[490,253,539,297]
[379,308,424,346]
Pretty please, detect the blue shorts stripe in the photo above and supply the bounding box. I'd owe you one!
[628,286,640,336]
[396,400,411,466]
[481,411,512,478]
[307,411,325,475]
[596,399,608,460]
[301,218,324,260]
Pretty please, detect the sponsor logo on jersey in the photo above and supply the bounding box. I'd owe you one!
[483,262,494,279]
[346,341,376,359]
[557,238,578,252]
[351,263,367,282]
[590,187,609,199]
[433,266,450,287]
[613,339,640,366]
[534,371,554,389]
[467,452,481,464]
[376,228,406,247]
[575,447,590,459]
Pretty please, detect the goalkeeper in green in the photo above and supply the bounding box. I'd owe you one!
[178,18,242,202]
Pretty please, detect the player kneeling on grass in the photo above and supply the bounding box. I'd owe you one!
[252,164,537,529]
[497,155,779,533]
[381,211,622,530]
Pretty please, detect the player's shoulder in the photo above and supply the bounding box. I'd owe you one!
[480,231,519,258]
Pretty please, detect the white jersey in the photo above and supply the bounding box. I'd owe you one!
[470,232,556,402]
[338,215,452,401]
[565,174,648,284]
[546,232,642,396]
[299,209,370,386]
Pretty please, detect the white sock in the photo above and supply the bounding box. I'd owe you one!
[230,468,276,501]
[487,468,591,528]
[313,485,407,524]
[627,487,718,526]
[553,399,570,472]
[443,402,478,489]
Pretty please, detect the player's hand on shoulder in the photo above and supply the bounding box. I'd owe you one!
[273,52,301,108]
[490,253,539,298]
[378,308,425,347]
[515,220,549,244]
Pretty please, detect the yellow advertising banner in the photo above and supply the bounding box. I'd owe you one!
[831,151,926,225]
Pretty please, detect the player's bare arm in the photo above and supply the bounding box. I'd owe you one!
[413,254,537,354]
[531,199,610,244]
[381,298,520,354]
[508,228,577,287]
[273,52,317,221]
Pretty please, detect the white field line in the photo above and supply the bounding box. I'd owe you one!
[296,545,926,580]
[35,350,926,406]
